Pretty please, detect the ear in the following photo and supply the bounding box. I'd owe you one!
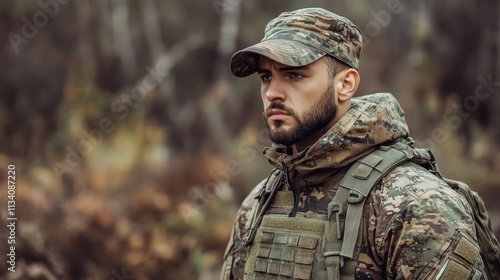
[336,69,360,102]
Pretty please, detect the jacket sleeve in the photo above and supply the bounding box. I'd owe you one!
[220,185,261,280]
[372,163,484,279]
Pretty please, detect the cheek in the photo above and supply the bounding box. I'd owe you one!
[261,96,269,109]
[260,88,267,105]
[293,96,314,113]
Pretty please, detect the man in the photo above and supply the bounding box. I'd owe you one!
[221,7,485,279]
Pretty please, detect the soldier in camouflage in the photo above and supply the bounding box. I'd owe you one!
[221,7,485,279]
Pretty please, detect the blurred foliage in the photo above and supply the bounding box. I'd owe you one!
[0,0,499,279]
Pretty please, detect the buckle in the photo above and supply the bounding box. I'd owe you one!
[347,190,364,204]
[328,202,345,239]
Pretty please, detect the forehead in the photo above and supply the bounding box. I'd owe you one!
[258,56,286,69]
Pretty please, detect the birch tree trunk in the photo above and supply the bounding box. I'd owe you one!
[111,0,137,78]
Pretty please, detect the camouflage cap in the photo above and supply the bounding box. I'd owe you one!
[230,7,363,77]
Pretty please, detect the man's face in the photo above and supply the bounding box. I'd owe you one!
[258,56,337,146]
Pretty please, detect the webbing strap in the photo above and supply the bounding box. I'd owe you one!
[244,169,283,248]
[324,220,344,280]
[327,142,416,262]
[326,142,422,279]
[326,256,341,280]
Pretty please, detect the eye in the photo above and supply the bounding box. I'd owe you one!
[259,73,272,82]
[288,72,304,80]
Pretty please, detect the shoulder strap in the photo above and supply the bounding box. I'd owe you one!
[329,141,416,256]
[243,168,282,247]
[324,140,431,279]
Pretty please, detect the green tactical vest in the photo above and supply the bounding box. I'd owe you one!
[239,139,500,280]
[243,190,358,279]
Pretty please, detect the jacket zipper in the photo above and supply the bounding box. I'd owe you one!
[282,156,299,217]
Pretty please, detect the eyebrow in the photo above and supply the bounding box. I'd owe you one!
[256,65,309,73]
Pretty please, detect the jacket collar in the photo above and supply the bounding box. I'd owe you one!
[263,93,410,188]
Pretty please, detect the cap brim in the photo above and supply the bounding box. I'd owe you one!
[230,39,326,77]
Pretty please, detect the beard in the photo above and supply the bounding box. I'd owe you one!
[263,84,338,147]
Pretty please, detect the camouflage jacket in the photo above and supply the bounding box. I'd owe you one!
[221,93,484,279]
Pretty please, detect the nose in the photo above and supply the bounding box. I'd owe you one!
[264,78,286,102]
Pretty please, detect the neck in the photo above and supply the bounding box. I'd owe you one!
[293,117,337,152]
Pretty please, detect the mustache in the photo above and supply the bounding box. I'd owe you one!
[265,102,291,116]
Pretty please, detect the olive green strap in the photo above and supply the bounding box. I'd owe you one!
[324,139,438,280]
[243,169,282,249]
[324,215,343,280]
[326,256,341,280]
[325,141,418,280]
[339,144,412,258]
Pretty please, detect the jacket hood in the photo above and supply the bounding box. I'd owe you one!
[263,92,410,188]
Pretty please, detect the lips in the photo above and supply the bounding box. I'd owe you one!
[267,108,290,121]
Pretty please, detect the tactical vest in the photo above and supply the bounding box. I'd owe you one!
[242,190,359,279]
[239,139,500,279]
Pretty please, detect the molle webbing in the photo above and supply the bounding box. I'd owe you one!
[243,141,436,279]
[437,234,481,280]
[325,142,429,279]
[444,179,500,280]
[243,215,327,279]
[268,191,295,214]
[244,197,358,279]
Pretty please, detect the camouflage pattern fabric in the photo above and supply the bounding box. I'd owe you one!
[230,7,363,77]
[220,183,263,279]
[220,93,485,279]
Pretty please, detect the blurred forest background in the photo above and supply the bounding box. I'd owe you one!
[0,0,499,279]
